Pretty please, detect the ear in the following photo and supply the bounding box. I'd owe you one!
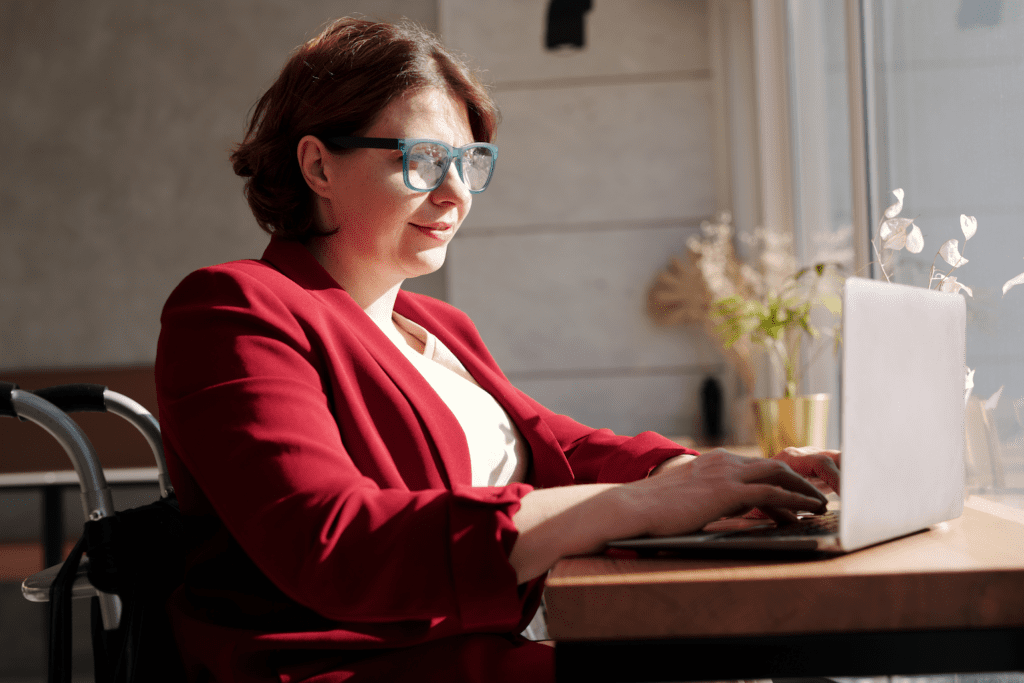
[297,135,333,199]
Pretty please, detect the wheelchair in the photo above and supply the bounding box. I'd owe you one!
[1,381,184,683]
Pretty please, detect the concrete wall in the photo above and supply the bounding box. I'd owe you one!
[441,0,725,437]
[0,0,438,371]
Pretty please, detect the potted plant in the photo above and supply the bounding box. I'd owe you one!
[647,213,843,454]
[711,263,843,457]
[648,193,1024,458]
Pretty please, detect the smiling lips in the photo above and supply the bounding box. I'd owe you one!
[412,222,454,240]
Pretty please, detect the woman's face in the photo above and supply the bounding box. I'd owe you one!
[313,87,475,291]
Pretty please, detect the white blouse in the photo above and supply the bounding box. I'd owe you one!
[390,313,530,487]
[389,313,547,641]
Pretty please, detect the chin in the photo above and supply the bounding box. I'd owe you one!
[415,246,449,274]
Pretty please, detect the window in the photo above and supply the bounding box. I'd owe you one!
[770,0,1024,494]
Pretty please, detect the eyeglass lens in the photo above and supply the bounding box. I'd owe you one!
[406,142,494,192]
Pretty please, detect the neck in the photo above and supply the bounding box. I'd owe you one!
[362,286,402,331]
[304,237,403,329]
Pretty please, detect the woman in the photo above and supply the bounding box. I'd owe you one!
[155,17,839,683]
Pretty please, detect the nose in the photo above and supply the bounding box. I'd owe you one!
[430,159,472,211]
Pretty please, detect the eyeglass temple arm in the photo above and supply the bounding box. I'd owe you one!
[321,136,400,150]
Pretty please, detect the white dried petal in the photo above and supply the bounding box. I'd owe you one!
[893,217,914,232]
[960,214,977,241]
[883,231,907,250]
[879,218,895,240]
[964,366,975,405]
[905,224,924,253]
[938,275,971,296]
[739,263,760,281]
[984,386,1003,412]
[883,188,904,219]
[880,217,913,241]
[939,239,968,267]
[1003,270,1024,296]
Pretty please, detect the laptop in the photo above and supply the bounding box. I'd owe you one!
[610,277,967,554]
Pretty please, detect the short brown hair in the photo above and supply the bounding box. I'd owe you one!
[230,18,499,240]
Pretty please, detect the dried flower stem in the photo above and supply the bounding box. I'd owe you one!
[870,237,892,283]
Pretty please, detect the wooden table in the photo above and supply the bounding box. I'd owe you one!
[545,497,1024,682]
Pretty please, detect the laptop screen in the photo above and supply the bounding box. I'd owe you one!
[839,278,966,550]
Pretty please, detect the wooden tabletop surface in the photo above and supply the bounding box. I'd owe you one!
[545,497,1024,640]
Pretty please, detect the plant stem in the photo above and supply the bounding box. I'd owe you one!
[871,238,891,283]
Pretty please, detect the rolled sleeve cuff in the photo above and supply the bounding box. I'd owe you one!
[447,482,534,631]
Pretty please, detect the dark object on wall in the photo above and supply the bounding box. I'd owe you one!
[700,376,724,442]
[545,0,593,49]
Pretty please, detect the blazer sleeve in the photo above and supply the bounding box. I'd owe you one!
[156,266,531,632]
[523,389,699,484]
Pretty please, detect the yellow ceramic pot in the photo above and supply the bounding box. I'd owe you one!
[752,394,830,458]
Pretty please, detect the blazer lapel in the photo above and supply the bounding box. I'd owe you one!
[260,238,474,488]
[396,294,575,489]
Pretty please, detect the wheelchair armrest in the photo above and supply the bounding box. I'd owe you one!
[22,558,99,602]
[23,558,123,630]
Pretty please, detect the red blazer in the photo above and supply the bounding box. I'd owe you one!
[155,236,693,682]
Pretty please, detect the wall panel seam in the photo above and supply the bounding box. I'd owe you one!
[506,364,726,382]
[454,217,712,239]
[492,69,712,92]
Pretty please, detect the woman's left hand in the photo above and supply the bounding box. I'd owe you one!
[650,446,841,524]
[651,447,840,494]
[770,446,841,496]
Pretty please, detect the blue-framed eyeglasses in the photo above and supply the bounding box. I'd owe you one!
[318,136,499,194]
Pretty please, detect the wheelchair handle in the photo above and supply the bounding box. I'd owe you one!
[4,382,128,630]
[0,381,19,419]
[34,383,172,498]
[2,384,115,523]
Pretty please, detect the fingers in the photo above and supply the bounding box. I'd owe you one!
[739,458,829,508]
[748,481,827,513]
[774,447,842,495]
[761,506,800,526]
[639,448,833,537]
[813,456,841,495]
[734,482,826,526]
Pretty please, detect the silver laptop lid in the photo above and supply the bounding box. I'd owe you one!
[840,277,966,551]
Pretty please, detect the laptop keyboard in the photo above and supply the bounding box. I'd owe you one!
[722,510,839,538]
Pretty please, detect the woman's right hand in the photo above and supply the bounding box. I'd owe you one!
[623,448,829,537]
[510,449,830,583]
